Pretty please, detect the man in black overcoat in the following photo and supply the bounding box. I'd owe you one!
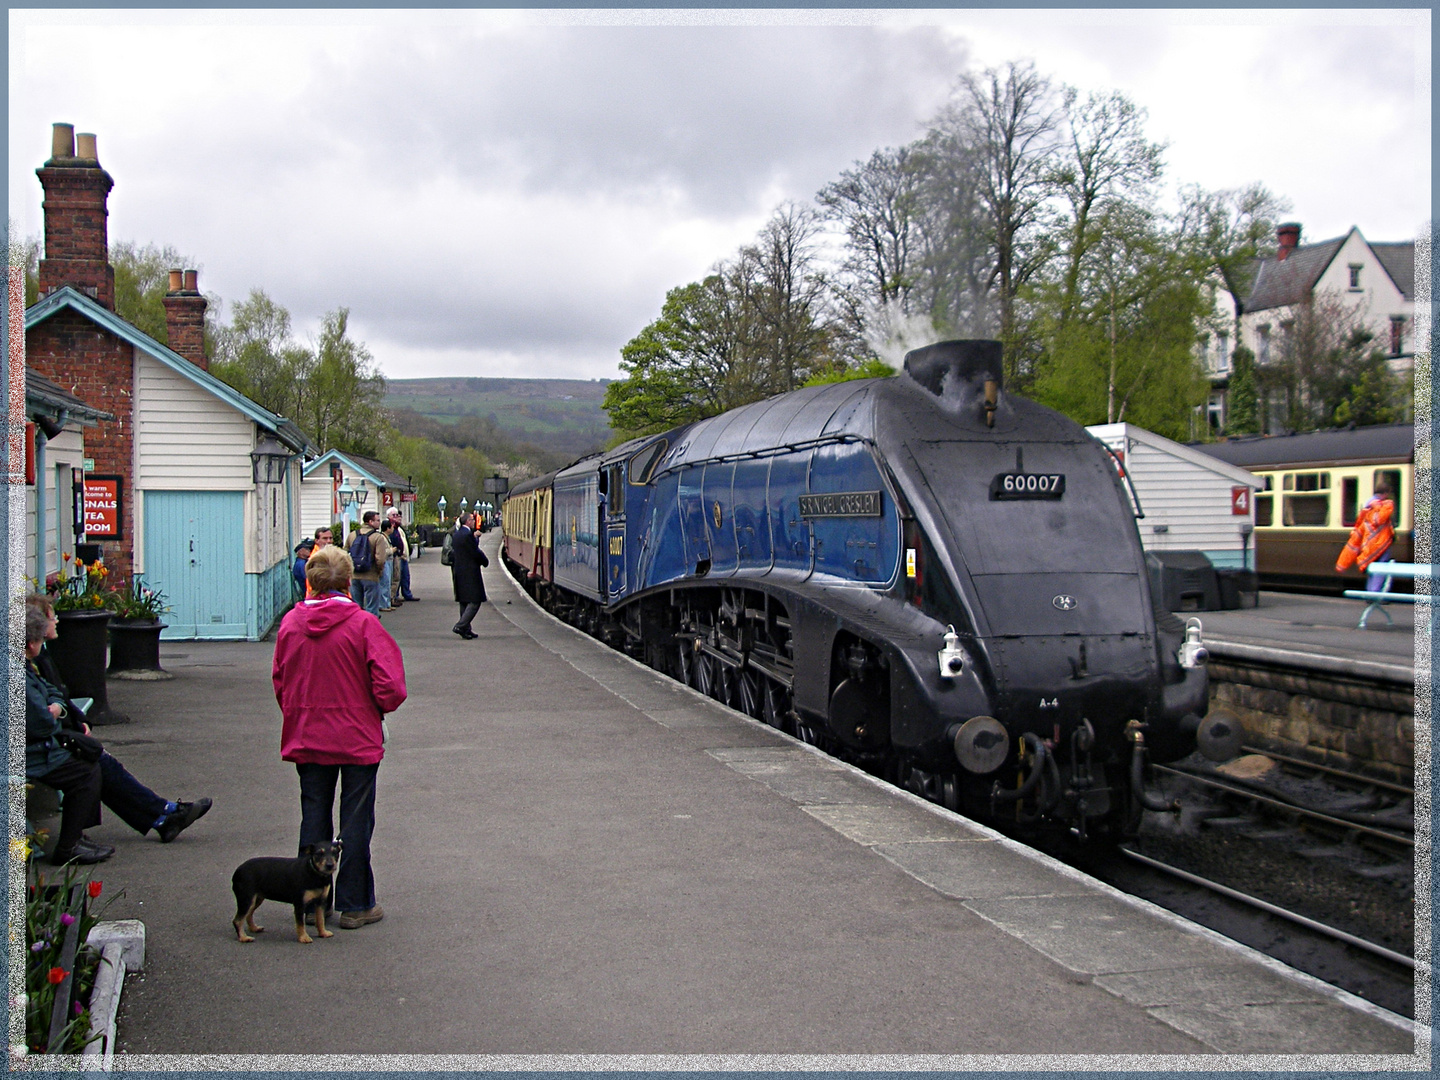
[450,512,488,640]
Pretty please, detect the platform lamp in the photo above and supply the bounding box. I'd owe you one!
[338,479,355,508]
[355,479,370,507]
[459,497,469,518]
[250,436,290,485]
[437,495,447,524]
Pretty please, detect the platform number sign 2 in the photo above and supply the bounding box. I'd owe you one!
[1231,486,1251,516]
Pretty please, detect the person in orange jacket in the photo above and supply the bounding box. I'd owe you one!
[1336,480,1396,591]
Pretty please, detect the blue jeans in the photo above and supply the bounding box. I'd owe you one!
[350,578,381,616]
[379,559,394,608]
[296,762,379,913]
[399,559,414,599]
[1366,552,1395,593]
[99,751,171,835]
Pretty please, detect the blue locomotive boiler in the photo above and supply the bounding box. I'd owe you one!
[505,340,1217,834]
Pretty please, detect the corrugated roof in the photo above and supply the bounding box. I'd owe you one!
[25,286,316,454]
[1370,242,1414,300]
[1243,235,1346,314]
[1190,424,1414,469]
[25,367,113,423]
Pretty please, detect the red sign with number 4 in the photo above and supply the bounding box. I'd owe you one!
[1231,486,1251,516]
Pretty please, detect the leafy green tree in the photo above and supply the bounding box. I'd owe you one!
[1225,345,1259,435]
[803,357,896,386]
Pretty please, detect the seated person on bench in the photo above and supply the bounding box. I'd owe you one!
[24,595,212,865]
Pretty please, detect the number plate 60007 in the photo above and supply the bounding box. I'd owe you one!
[990,472,1065,500]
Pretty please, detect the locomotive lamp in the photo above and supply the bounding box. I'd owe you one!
[938,625,966,678]
[1178,618,1208,668]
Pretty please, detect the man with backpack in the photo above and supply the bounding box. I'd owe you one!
[347,510,389,616]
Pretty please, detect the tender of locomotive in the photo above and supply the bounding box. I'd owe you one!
[503,340,1221,835]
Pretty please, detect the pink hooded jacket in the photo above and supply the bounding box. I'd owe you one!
[273,593,407,765]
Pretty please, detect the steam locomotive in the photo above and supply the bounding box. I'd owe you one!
[502,340,1225,836]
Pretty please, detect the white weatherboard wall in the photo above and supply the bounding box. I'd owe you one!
[25,425,86,580]
[1087,424,1260,569]
[300,471,336,539]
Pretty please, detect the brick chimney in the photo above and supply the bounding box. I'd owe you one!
[1276,222,1301,261]
[162,267,209,369]
[36,123,116,309]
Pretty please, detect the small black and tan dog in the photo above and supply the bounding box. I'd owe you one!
[231,840,342,944]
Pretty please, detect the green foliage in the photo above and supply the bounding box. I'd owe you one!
[373,433,492,525]
[803,358,897,386]
[212,291,390,456]
[9,219,40,305]
[1333,351,1401,428]
[105,577,170,621]
[1225,345,1258,435]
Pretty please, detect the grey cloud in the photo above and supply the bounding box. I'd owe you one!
[300,26,967,213]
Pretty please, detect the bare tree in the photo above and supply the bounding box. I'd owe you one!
[743,202,837,391]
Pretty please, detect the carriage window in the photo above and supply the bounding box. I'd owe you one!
[1374,469,1402,524]
[1283,494,1330,527]
[1341,478,1359,526]
[1292,472,1328,492]
[1255,494,1273,527]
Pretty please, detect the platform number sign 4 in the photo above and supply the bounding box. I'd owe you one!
[1231,486,1251,516]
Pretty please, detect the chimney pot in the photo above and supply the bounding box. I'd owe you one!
[167,269,184,293]
[50,123,75,160]
[75,132,98,161]
[182,269,198,292]
[1276,222,1301,261]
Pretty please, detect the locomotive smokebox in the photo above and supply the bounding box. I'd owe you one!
[903,339,1004,397]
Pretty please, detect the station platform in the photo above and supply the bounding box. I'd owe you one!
[1195,591,1417,680]
[81,542,1419,1065]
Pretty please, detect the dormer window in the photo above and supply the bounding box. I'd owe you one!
[1348,263,1362,290]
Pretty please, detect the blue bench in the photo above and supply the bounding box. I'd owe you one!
[1342,562,1434,629]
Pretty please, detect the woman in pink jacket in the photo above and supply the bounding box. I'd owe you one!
[273,544,407,929]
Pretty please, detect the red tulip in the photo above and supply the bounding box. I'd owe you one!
[47,968,65,985]
[87,881,102,899]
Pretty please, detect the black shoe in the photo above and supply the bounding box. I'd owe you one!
[52,837,114,865]
[459,629,478,640]
[157,797,212,843]
[402,596,419,602]
[452,626,476,638]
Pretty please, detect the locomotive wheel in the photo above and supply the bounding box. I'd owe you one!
[761,680,786,729]
[676,642,697,689]
[694,652,716,698]
[736,669,765,721]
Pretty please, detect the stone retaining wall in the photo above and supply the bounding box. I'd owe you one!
[1208,661,1414,785]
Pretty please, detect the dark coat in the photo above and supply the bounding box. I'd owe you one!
[450,524,489,605]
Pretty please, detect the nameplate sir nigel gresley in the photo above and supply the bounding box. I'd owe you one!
[799,491,883,518]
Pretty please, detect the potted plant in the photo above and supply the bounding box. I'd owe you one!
[105,579,172,680]
[38,556,121,724]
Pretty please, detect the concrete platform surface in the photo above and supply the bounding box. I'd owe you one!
[1198,591,1417,673]
[68,543,1418,1065]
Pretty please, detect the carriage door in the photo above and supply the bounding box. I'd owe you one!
[604,463,627,601]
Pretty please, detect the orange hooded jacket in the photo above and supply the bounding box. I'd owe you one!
[1335,496,1395,572]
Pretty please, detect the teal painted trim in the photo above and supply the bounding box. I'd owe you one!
[302,448,384,486]
[250,559,293,640]
[25,287,314,454]
[1204,550,1253,570]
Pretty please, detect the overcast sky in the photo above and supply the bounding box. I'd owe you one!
[8,8,1430,382]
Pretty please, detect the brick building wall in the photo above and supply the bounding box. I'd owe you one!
[26,308,136,579]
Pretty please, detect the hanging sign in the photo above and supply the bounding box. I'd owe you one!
[1231,486,1251,516]
[382,489,395,508]
[399,491,417,503]
[82,475,124,539]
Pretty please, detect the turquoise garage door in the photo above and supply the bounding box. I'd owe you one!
[143,491,247,639]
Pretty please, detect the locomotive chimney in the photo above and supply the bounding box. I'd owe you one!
[903,340,1006,428]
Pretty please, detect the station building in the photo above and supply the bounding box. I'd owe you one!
[299,449,415,539]
[22,124,314,641]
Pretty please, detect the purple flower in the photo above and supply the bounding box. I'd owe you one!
[73,1002,84,1017]
[58,914,75,927]
[29,942,44,953]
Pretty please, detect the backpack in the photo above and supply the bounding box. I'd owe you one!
[440,531,454,566]
[349,528,376,574]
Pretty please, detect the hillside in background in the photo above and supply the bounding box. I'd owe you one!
[385,377,613,467]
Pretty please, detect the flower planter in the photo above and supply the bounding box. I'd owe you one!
[49,611,126,726]
[107,620,172,681]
